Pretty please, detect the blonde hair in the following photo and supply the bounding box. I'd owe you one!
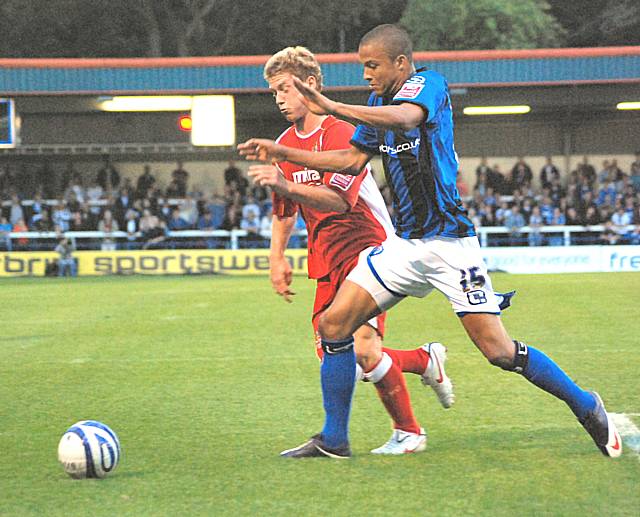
[263,46,323,90]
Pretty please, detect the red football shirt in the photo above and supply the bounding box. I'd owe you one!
[273,116,393,279]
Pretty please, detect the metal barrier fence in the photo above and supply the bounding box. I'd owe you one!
[1,225,637,252]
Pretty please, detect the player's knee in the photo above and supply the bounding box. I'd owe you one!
[486,340,529,373]
[354,333,382,371]
[317,311,350,341]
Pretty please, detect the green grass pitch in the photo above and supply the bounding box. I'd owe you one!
[0,272,638,516]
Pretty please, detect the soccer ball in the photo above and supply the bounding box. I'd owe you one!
[57,420,121,479]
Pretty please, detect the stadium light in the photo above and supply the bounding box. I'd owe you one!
[98,96,193,112]
[616,101,640,110]
[191,95,235,147]
[463,105,531,116]
[178,115,192,132]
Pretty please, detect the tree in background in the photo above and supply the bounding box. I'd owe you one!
[548,0,640,47]
[0,0,637,58]
[400,0,565,50]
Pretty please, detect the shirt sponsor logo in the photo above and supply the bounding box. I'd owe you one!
[379,138,420,156]
[292,169,322,184]
[328,173,355,191]
[395,83,424,99]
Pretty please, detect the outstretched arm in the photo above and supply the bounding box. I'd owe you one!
[291,76,426,132]
[248,165,349,213]
[238,139,371,177]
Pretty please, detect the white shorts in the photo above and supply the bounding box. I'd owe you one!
[346,235,500,315]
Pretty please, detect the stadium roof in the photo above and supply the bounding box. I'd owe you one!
[0,47,639,95]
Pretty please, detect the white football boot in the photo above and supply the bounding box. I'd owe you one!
[421,342,455,409]
[371,428,427,455]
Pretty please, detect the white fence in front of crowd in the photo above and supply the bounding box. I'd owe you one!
[3,224,634,250]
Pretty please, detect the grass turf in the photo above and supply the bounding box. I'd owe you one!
[0,272,638,516]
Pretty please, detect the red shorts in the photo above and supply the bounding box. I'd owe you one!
[311,254,386,360]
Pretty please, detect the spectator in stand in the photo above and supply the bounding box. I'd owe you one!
[548,207,566,246]
[483,187,497,208]
[600,221,619,245]
[113,187,134,229]
[548,176,565,205]
[628,225,640,245]
[467,206,482,231]
[167,207,191,231]
[0,215,12,251]
[611,206,632,238]
[9,195,24,226]
[30,191,45,218]
[520,197,533,223]
[179,197,199,227]
[475,156,492,182]
[504,204,525,246]
[52,202,72,233]
[495,200,511,226]
[136,165,156,199]
[540,156,560,189]
[97,155,120,193]
[98,209,119,251]
[86,179,104,217]
[596,180,617,208]
[240,210,262,248]
[165,178,182,199]
[539,196,554,225]
[65,174,85,205]
[250,181,269,205]
[488,164,507,194]
[630,151,640,192]
[12,217,29,250]
[220,205,240,231]
[124,209,140,250]
[565,207,580,226]
[55,237,77,277]
[528,206,544,247]
[597,160,611,185]
[139,209,167,249]
[259,205,274,236]
[171,161,190,197]
[198,209,219,249]
[242,194,261,221]
[510,157,533,193]
[30,208,51,232]
[474,170,488,197]
[70,208,91,232]
[609,159,625,183]
[224,159,242,186]
[577,156,596,186]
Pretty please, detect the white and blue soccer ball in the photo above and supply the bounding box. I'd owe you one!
[57,420,121,479]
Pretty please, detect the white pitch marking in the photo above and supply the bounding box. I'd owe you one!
[610,413,640,460]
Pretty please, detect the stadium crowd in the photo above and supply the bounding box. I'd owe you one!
[1,153,640,251]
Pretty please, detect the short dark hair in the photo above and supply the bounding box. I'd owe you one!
[360,24,413,63]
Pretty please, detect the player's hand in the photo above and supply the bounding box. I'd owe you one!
[291,76,338,116]
[247,164,289,195]
[237,139,286,162]
[270,256,295,303]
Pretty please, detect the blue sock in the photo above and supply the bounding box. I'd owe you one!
[320,337,356,448]
[523,346,596,419]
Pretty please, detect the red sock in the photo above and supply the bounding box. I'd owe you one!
[383,346,430,375]
[365,353,421,434]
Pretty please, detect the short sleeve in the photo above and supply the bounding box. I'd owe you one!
[321,119,368,208]
[392,71,448,124]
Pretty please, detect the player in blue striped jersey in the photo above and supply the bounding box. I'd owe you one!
[239,24,621,459]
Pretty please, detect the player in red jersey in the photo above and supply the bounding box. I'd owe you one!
[247,46,454,456]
